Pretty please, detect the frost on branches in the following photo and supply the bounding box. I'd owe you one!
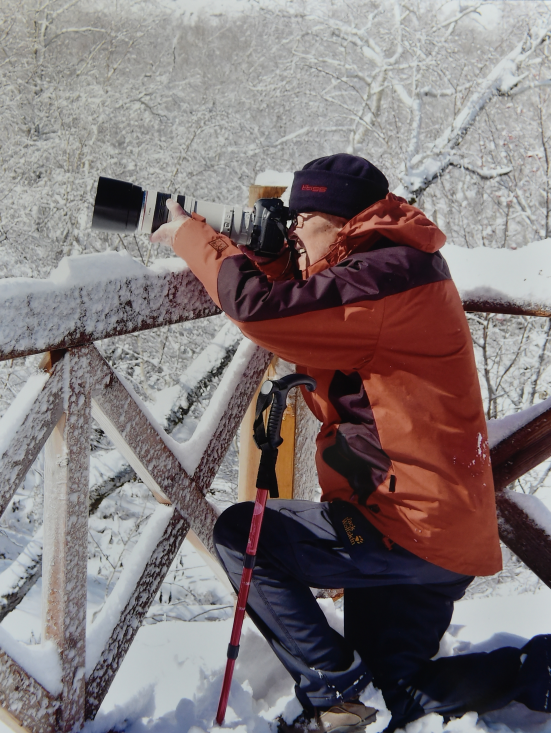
[0,0,550,730]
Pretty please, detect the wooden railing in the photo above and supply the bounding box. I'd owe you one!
[0,236,550,732]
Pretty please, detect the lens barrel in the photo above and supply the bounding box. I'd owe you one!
[92,177,144,232]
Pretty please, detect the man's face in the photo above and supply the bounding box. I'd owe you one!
[288,211,347,268]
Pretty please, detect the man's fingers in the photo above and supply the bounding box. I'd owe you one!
[150,213,190,246]
[166,198,185,219]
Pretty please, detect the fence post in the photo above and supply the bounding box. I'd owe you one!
[42,348,91,733]
[237,184,320,503]
[237,185,287,502]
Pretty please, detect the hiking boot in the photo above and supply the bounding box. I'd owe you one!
[319,702,377,733]
[278,702,377,733]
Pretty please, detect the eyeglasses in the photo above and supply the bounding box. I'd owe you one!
[289,212,316,227]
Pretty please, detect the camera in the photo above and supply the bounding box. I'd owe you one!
[91,176,293,257]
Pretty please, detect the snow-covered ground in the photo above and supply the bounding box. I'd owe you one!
[1,534,551,733]
[83,578,551,733]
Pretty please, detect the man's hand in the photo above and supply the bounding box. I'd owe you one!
[150,198,190,248]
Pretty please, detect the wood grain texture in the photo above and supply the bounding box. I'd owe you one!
[83,344,270,717]
[0,650,59,733]
[489,405,551,587]
[292,390,320,502]
[491,406,551,491]
[190,346,272,496]
[42,348,92,732]
[463,300,551,318]
[88,347,219,552]
[248,185,288,207]
[496,490,551,588]
[85,509,190,718]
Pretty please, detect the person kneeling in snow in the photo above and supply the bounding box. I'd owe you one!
[152,154,551,733]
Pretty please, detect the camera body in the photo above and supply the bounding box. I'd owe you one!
[92,177,292,257]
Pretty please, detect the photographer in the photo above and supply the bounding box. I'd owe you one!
[152,154,551,733]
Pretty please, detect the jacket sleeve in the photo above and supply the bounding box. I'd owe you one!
[172,216,384,370]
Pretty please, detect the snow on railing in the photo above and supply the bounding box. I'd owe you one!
[0,252,219,361]
[0,254,272,733]
[0,242,551,733]
[448,240,551,317]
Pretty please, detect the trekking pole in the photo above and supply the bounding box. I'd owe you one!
[216,373,317,725]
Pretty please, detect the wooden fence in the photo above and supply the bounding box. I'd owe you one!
[0,209,550,731]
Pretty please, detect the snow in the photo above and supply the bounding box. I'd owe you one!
[89,450,131,491]
[76,582,551,733]
[0,627,61,696]
[171,338,259,475]
[120,338,260,477]
[0,528,43,605]
[503,491,551,542]
[487,396,551,449]
[0,373,49,461]
[48,251,148,286]
[2,181,551,732]
[0,251,216,359]
[85,505,175,676]
[445,240,551,311]
[3,232,551,366]
[253,173,551,312]
[254,171,293,206]
[2,478,551,733]
[148,322,241,427]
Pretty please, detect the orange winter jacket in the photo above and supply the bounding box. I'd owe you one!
[172,193,502,577]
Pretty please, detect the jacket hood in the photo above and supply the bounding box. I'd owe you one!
[303,193,446,277]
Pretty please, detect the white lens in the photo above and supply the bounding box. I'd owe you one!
[137,190,158,234]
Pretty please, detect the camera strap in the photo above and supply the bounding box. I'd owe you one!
[252,387,279,499]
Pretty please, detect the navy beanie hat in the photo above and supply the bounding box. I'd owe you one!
[289,153,389,220]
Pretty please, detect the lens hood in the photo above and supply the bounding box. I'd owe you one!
[92,177,144,232]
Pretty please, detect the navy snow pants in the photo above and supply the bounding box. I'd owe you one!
[213,500,551,729]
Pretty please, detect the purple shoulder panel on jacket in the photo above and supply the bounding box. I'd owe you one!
[217,242,452,323]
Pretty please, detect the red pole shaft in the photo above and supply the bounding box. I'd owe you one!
[216,488,269,725]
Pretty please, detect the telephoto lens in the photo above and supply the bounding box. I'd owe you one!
[91,176,292,256]
[92,176,246,239]
[92,177,177,235]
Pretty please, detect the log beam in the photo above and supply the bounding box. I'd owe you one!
[495,490,551,588]
[42,348,92,733]
[0,650,58,733]
[0,261,219,362]
[491,406,551,491]
[490,404,551,586]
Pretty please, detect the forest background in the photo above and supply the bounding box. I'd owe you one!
[1,0,551,627]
